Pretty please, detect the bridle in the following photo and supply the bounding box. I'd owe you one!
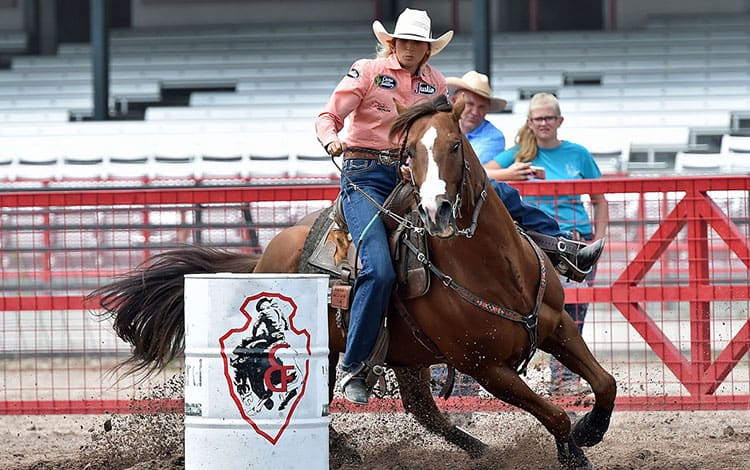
[400,123,488,240]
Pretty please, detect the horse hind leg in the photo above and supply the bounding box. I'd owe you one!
[479,365,592,470]
[541,313,617,447]
[392,366,488,458]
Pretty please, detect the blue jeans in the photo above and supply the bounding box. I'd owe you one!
[339,159,399,373]
[490,179,572,239]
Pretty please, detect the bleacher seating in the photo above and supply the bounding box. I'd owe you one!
[720,134,750,174]
[674,151,725,174]
[720,134,750,154]
[0,14,748,184]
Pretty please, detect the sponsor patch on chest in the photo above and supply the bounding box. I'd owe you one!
[416,82,437,95]
[375,74,397,89]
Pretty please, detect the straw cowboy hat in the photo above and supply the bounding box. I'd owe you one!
[372,8,454,56]
[446,71,508,113]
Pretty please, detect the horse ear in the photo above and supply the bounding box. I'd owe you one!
[452,93,465,121]
[393,98,408,115]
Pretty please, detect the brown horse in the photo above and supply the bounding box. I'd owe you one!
[91,95,615,469]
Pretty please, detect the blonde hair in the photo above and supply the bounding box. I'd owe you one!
[376,40,395,58]
[514,92,561,163]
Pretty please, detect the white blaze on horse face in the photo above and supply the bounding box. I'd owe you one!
[418,126,446,222]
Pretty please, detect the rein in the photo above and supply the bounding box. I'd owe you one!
[331,153,424,236]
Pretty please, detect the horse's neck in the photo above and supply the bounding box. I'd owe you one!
[472,183,527,253]
[451,176,535,307]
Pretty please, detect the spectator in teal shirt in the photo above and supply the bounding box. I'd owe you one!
[485,92,609,396]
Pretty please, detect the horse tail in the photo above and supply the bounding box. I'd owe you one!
[87,246,260,377]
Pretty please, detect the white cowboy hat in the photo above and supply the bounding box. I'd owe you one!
[446,71,508,113]
[372,8,454,56]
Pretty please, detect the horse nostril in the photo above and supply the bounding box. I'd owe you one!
[437,200,453,223]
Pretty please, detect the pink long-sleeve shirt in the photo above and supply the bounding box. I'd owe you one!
[315,54,447,151]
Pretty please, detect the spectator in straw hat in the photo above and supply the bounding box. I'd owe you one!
[316,7,453,405]
[447,71,508,164]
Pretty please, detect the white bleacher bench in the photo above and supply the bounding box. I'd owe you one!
[646,14,750,31]
[720,134,750,155]
[248,154,292,177]
[0,109,70,123]
[189,91,326,107]
[10,52,366,71]
[674,151,726,175]
[557,82,750,100]
[0,80,160,99]
[721,135,750,174]
[603,67,750,85]
[557,95,750,114]
[143,108,318,135]
[565,110,730,130]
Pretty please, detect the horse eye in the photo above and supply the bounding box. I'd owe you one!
[452,142,461,153]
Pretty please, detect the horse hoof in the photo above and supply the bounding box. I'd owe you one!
[556,437,593,470]
[572,407,612,447]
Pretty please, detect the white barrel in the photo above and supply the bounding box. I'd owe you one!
[184,273,329,470]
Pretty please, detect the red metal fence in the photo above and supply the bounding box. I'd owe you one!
[1,176,748,414]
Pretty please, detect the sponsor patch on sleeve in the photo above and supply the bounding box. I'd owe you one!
[346,68,360,79]
[374,74,397,89]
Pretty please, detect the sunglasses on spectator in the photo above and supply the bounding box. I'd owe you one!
[529,115,560,124]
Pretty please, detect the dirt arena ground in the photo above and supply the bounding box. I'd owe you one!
[2,408,748,470]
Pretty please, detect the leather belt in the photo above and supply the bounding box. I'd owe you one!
[343,147,401,166]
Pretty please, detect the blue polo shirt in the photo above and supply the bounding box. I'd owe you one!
[466,120,506,165]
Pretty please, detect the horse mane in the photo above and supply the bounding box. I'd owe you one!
[389,94,452,140]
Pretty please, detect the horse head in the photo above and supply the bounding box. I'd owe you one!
[391,94,468,239]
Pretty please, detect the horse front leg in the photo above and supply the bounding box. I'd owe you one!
[392,366,488,458]
[479,364,592,470]
[541,312,617,447]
